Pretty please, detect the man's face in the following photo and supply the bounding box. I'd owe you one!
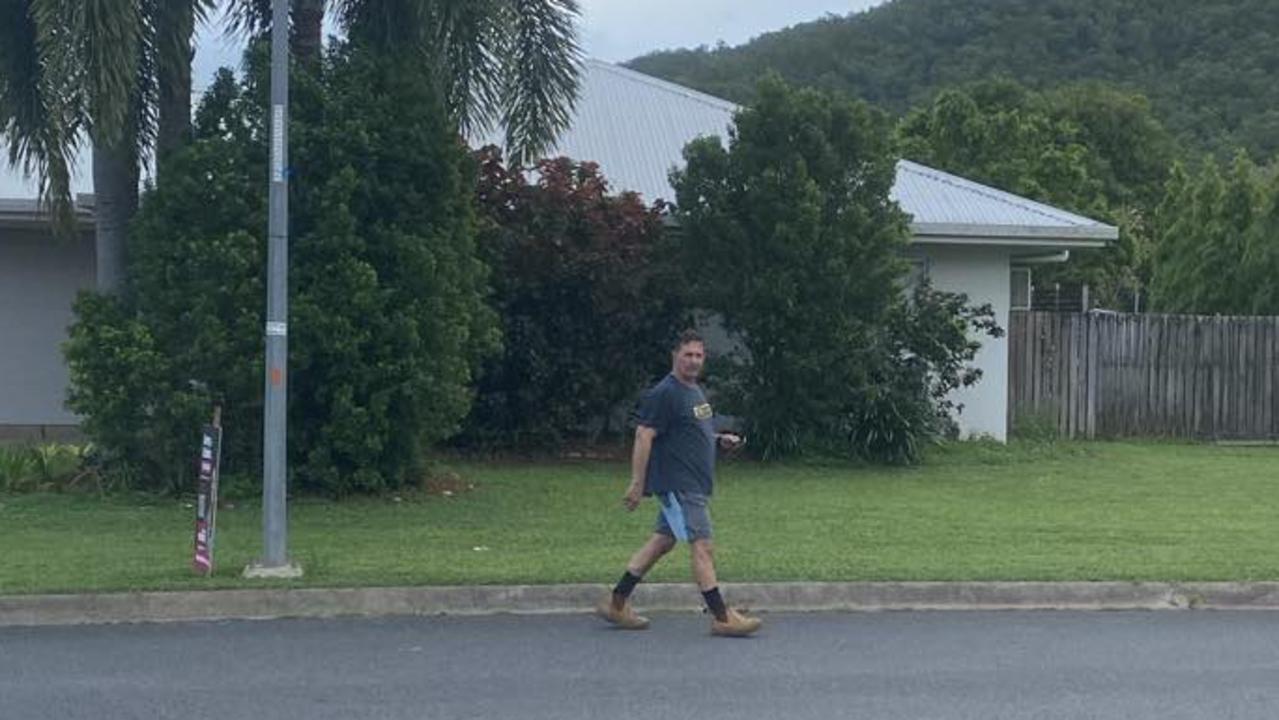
[672,341,705,382]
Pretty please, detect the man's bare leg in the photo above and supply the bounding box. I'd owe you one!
[625,533,677,583]
[691,538,761,635]
[690,538,718,591]
[610,533,675,611]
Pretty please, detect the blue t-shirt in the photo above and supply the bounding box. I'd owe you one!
[635,374,715,496]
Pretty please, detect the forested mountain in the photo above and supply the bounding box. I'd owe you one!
[627,0,1279,160]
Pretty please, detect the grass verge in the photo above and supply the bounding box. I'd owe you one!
[2,440,1278,595]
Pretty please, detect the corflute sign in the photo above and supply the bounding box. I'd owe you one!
[192,421,223,575]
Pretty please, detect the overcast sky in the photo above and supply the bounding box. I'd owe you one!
[4,1,886,196]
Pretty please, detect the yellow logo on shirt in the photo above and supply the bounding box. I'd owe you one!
[693,403,713,420]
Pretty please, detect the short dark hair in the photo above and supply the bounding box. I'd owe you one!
[673,329,704,351]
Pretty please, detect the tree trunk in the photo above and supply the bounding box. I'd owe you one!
[156,0,195,174]
[292,0,324,68]
[91,139,140,293]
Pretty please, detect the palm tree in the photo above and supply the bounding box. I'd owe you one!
[225,0,582,166]
[1,0,127,239]
[3,0,579,290]
[157,0,214,167]
[0,0,213,291]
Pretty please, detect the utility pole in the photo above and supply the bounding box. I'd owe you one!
[246,0,301,579]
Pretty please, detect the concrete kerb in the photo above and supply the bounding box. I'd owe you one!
[6,582,1279,627]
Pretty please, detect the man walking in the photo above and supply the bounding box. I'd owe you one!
[598,330,762,637]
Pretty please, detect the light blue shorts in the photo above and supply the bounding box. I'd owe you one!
[654,490,713,542]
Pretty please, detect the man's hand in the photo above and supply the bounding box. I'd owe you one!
[717,432,746,451]
[623,482,643,512]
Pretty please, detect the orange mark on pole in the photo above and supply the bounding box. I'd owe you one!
[271,367,283,386]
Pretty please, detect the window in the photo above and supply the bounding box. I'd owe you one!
[1010,267,1032,310]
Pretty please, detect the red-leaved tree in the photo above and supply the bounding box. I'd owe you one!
[463,148,688,449]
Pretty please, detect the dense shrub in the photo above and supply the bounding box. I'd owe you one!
[65,47,497,493]
[672,75,1000,462]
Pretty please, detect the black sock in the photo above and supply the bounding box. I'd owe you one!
[702,587,727,621]
[613,571,642,600]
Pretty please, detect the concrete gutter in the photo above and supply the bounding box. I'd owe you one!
[6,582,1279,627]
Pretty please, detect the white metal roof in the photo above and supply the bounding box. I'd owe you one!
[472,59,738,204]
[478,59,1116,247]
[0,196,94,230]
[892,160,1114,244]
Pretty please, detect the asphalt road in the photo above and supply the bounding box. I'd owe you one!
[3,611,1278,719]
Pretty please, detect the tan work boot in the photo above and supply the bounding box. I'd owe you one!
[711,607,762,637]
[596,595,650,630]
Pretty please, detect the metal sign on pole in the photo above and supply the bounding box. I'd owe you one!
[246,0,301,579]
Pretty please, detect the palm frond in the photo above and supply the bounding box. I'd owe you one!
[72,0,143,145]
[336,0,430,49]
[133,0,160,162]
[191,0,214,25]
[428,0,505,139]
[498,0,581,166]
[0,0,83,234]
[221,0,272,40]
[327,0,581,162]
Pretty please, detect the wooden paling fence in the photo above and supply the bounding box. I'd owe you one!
[1008,311,1279,440]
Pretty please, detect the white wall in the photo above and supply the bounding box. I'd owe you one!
[915,244,1012,441]
[0,228,96,426]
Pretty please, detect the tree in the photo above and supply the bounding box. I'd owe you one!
[1147,161,1195,311]
[1,0,133,244]
[4,0,579,294]
[0,0,214,291]
[65,47,498,493]
[1150,153,1275,315]
[897,79,1177,310]
[226,0,583,166]
[897,80,1107,219]
[0,0,76,232]
[1243,171,1279,315]
[1044,83,1176,212]
[156,0,213,167]
[671,76,995,462]
[462,148,685,448]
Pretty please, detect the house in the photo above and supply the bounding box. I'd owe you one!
[0,59,1116,442]
[476,60,1117,441]
[0,198,95,440]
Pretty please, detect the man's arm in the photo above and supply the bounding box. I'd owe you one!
[625,425,656,511]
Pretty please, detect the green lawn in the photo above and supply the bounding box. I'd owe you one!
[2,440,1279,595]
